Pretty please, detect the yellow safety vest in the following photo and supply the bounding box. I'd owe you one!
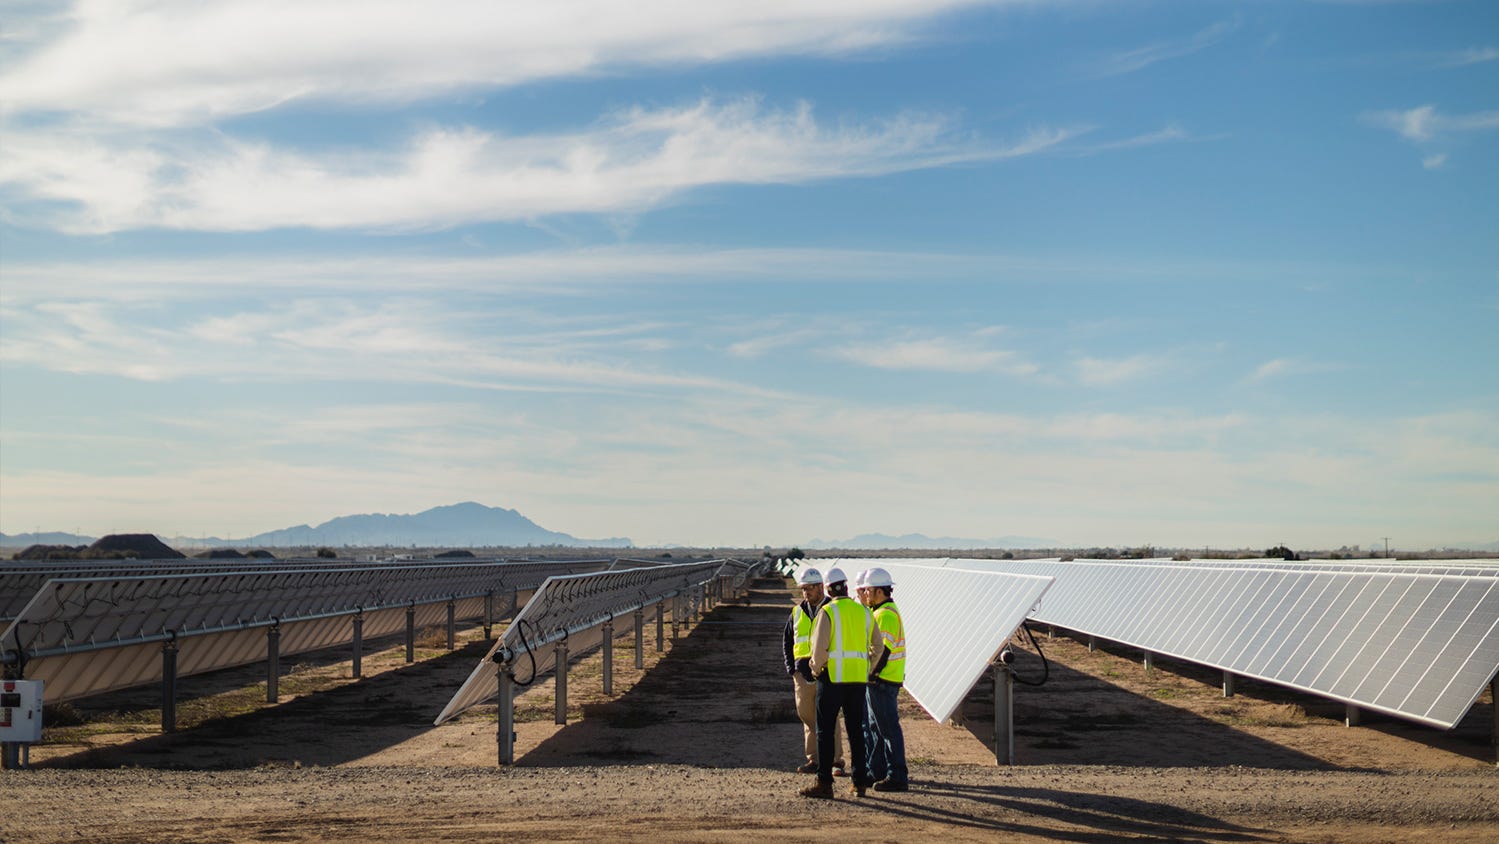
[791,604,815,659]
[873,601,905,684]
[821,596,873,684]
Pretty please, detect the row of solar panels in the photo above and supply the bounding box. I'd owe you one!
[0,559,631,701]
[437,559,756,723]
[819,557,1499,730]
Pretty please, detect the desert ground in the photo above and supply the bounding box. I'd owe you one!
[2,576,1495,843]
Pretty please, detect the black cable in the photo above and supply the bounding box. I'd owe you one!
[1010,623,1050,687]
[508,618,541,687]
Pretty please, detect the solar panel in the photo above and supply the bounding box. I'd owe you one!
[1,560,608,701]
[820,559,1053,724]
[435,560,726,724]
[895,558,1499,729]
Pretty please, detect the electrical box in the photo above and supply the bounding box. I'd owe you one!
[0,679,44,743]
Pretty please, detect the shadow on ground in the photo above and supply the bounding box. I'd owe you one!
[37,633,492,769]
[856,780,1274,843]
[517,579,800,768]
[955,629,1495,769]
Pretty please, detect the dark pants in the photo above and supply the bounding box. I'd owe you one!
[815,676,868,784]
[866,681,907,784]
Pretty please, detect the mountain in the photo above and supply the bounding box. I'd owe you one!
[0,531,95,546]
[803,532,1059,551]
[216,502,632,548]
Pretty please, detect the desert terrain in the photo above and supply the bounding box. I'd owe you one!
[2,576,1495,843]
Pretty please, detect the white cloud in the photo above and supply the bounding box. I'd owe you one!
[0,296,785,398]
[0,0,996,127]
[1075,353,1169,386]
[1092,18,1239,78]
[0,97,1069,233]
[1422,153,1447,170]
[829,335,1037,375]
[1365,104,1499,143]
[1437,46,1498,68]
[1248,357,1344,382]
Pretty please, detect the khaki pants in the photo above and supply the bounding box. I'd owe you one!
[793,673,843,767]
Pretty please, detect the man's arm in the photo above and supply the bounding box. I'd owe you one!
[807,610,832,677]
[782,607,798,675]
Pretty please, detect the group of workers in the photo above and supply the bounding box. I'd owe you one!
[782,565,908,799]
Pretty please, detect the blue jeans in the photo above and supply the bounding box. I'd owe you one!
[865,681,907,784]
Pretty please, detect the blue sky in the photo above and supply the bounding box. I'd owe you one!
[1,0,1495,550]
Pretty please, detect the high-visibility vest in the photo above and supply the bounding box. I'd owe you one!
[791,604,815,659]
[873,601,905,684]
[820,596,874,684]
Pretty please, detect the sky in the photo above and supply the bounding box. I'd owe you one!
[1,0,1496,551]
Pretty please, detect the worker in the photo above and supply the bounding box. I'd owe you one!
[798,567,883,800]
[782,566,845,777]
[862,567,908,791]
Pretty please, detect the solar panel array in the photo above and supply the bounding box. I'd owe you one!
[436,559,729,724]
[822,559,1054,724]
[892,557,1499,729]
[2,560,608,701]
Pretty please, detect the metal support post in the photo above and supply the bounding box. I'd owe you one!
[1345,704,1362,727]
[1087,636,1096,652]
[1143,650,1154,673]
[1047,625,1056,640]
[497,667,516,766]
[634,608,645,669]
[993,662,1015,766]
[1223,671,1235,698]
[656,601,665,651]
[602,619,614,695]
[405,605,416,663]
[554,640,569,725]
[1490,675,1498,767]
[161,637,179,733]
[446,599,456,651]
[483,591,495,640]
[352,612,364,679]
[266,622,281,703]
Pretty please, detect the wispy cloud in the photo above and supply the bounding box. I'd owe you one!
[1364,104,1499,142]
[1092,18,1239,78]
[0,0,998,128]
[1438,45,1499,67]
[0,296,785,399]
[1075,353,1171,386]
[1247,357,1343,382]
[829,334,1038,375]
[0,97,1069,234]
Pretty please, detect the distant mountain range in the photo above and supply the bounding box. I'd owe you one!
[803,532,1061,551]
[0,503,631,549]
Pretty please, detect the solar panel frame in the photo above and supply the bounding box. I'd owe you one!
[879,557,1499,730]
[435,560,729,725]
[2,560,607,702]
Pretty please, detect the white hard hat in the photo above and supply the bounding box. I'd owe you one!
[796,567,823,585]
[824,567,848,586]
[865,567,893,588]
[854,569,870,587]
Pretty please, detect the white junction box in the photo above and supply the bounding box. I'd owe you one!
[0,679,44,742]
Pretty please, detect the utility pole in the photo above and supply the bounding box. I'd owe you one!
[1381,537,1391,558]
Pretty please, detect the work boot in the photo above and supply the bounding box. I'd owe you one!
[831,763,849,777]
[849,777,870,798]
[795,762,818,774]
[873,778,908,792]
[799,781,834,800]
